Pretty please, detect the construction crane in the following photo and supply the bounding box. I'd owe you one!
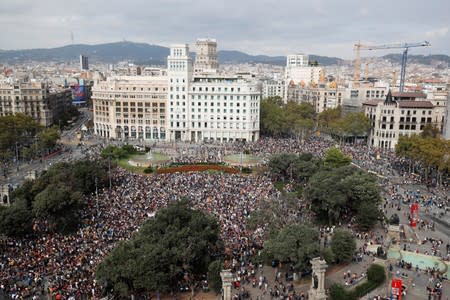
[364,59,370,81]
[353,41,430,92]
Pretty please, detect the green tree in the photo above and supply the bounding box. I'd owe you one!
[260,97,286,137]
[367,264,386,284]
[0,205,33,237]
[420,124,440,138]
[318,107,341,129]
[37,126,60,150]
[96,240,139,296]
[395,134,450,185]
[71,159,109,194]
[97,200,220,296]
[284,101,317,140]
[264,224,320,271]
[341,112,371,139]
[356,201,381,231]
[207,260,223,293]
[290,153,322,183]
[305,165,381,226]
[329,264,386,300]
[11,179,36,210]
[324,147,351,169]
[33,183,83,233]
[268,153,299,180]
[329,283,353,300]
[0,113,43,164]
[330,230,356,263]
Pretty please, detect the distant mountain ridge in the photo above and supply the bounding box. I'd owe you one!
[0,41,343,66]
[0,41,448,66]
[381,53,450,65]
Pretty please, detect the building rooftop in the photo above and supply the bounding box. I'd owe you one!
[398,101,433,109]
[391,92,426,99]
[363,99,434,109]
[362,100,383,106]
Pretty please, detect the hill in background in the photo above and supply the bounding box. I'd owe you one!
[0,41,448,67]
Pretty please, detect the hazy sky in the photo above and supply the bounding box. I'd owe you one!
[1,0,448,58]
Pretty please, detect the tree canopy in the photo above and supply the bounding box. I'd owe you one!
[0,159,109,237]
[323,147,352,169]
[96,200,220,297]
[0,113,61,176]
[396,134,450,185]
[260,97,317,138]
[304,165,381,227]
[268,152,322,183]
[330,230,356,263]
[318,109,371,142]
[33,183,82,233]
[263,224,320,271]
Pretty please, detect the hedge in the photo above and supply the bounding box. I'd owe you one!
[329,264,386,300]
[156,164,240,174]
[143,167,154,174]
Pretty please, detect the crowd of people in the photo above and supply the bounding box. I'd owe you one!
[1,167,279,299]
[0,136,448,299]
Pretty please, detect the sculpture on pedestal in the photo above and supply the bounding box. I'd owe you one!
[308,257,328,300]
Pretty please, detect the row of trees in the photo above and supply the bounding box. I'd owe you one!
[260,97,316,138]
[396,129,450,185]
[268,148,382,230]
[252,148,377,279]
[318,107,371,143]
[260,98,372,142]
[263,225,356,275]
[0,160,109,236]
[96,200,222,298]
[0,114,61,175]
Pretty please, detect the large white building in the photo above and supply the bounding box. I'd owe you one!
[167,43,260,142]
[92,74,168,140]
[187,75,260,142]
[167,44,193,141]
[284,54,322,101]
[286,54,309,68]
[93,41,261,143]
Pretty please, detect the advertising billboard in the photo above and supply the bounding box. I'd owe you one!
[71,82,86,105]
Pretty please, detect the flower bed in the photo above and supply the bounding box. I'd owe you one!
[156,164,240,174]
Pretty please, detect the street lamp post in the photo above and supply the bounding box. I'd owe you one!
[95,175,99,217]
[108,153,112,189]
[15,141,19,172]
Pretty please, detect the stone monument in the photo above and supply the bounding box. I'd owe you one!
[0,184,12,206]
[308,257,328,300]
[220,270,234,300]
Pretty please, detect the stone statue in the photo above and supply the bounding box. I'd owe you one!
[308,257,328,300]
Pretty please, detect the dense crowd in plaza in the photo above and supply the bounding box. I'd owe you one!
[0,168,279,298]
[0,136,448,299]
